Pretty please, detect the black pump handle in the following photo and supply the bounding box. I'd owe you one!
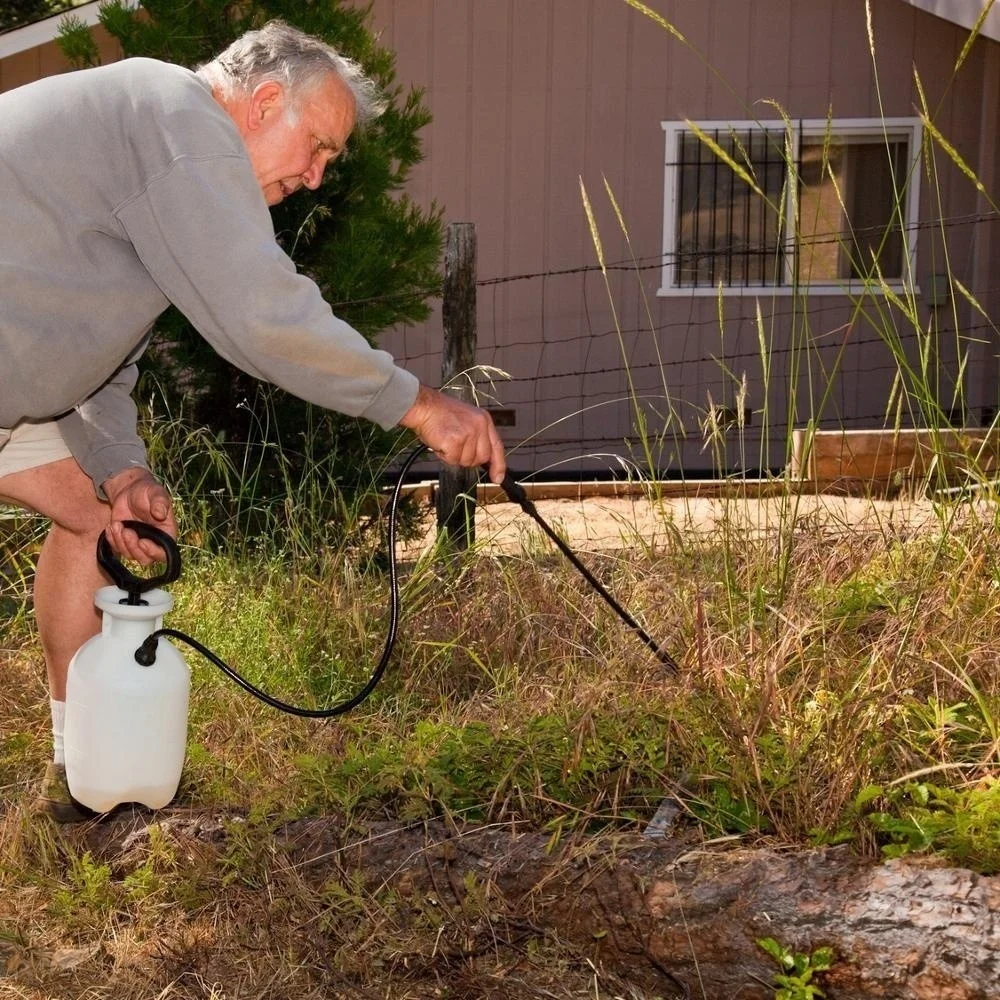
[97,519,181,605]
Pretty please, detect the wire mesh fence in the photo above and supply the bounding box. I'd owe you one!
[377,212,999,480]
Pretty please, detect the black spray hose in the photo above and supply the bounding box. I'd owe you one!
[125,445,678,719]
[132,444,426,719]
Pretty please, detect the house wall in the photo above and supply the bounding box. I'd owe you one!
[358,0,1000,477]
[0,29,120,93]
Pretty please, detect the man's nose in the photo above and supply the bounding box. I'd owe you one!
[302,159,326,190]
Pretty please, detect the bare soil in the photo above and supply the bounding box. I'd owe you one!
[403,490,940,557]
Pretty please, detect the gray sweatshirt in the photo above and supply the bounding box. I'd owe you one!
[0,57,419,489]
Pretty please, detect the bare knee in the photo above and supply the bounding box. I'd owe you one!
[0,457,109,538]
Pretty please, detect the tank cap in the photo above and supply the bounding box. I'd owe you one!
[97,520,181,606]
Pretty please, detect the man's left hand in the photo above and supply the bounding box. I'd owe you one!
[398,385,506,483]
[102,467,178,566]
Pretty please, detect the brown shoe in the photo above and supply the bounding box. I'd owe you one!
[34,763,98,824]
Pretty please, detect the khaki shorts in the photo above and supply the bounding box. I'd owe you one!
[0,420,74,479]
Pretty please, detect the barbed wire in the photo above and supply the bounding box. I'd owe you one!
[325,210,999,310]
[326,209,999,469]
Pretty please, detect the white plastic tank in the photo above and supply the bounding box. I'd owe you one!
[64,585,190,813]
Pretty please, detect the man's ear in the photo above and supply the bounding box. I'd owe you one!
[247,80,284,131]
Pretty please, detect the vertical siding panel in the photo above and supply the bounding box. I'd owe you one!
[547,0,591,265]
[911,8,963,419]
[468,0,512,281]
[397,1,437,387]
[665,0,712,119]
[506,0,550,276]
[536,0,594,463]
[623,0,671,294]
[499,0,551,429]
[467,0,512,407]
[749,0,792,106]
[829,2,874,115]
[377,0,434,209]
[443,1,477,395]
[732,1,794,466]
[622,2,674,454]
[36,38,72,77]
[361,0,439,386]
[625,0,694,462]
[0,48,42,92]
[707,3,762,468]
[95,25,121,65]
[426,1,473,223]
[580,0,633,457]
[788,1,835,113]
[970,42,1000,418]
[869,0,917,113]
[911,5,962,108]
[660,0,720,455]
[706,0,752,119]
[921,20,983,412]
[950,38,996,280]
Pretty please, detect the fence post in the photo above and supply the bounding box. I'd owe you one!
[436,222,478,548]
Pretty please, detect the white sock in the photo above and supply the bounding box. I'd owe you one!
[50,699,66,766]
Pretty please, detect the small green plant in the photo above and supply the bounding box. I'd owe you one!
[861,779,1000,872]
[689,781,771,836]
[757,938,835,1000]
[50,852,118,924]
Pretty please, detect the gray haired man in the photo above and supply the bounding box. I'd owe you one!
[0,21,505,820]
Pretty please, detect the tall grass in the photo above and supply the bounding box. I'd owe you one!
[570,0,1000,853]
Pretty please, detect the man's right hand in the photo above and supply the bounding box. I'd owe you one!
[398,384,507,483]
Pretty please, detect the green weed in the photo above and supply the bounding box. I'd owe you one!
[50,851,117,924]
[861,779,1000,872]
[757,938,835,1000]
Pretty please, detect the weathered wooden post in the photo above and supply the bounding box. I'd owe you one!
[436,222,478,548]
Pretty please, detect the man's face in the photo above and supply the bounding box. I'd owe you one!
[240,72,356,206]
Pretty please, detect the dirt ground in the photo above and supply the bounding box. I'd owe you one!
[402,490,942,557]
[0,488,981,1000]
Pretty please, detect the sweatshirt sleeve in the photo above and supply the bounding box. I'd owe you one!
[55,363,149,496]
[114,153,419,429]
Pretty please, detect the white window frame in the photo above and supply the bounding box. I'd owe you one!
[658,118,923,297]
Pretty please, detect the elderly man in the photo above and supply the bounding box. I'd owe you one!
[0,20,505,820]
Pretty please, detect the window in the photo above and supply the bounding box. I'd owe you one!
[659,119,922,295]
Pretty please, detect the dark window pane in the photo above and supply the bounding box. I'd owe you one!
[675,128,787,287]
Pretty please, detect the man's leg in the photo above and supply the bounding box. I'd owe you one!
[0,456,111,703]
[1,454,111,819]
[1,417,176,821]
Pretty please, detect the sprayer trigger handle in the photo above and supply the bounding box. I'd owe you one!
[481,464,530,509]
[97,519,181,603]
